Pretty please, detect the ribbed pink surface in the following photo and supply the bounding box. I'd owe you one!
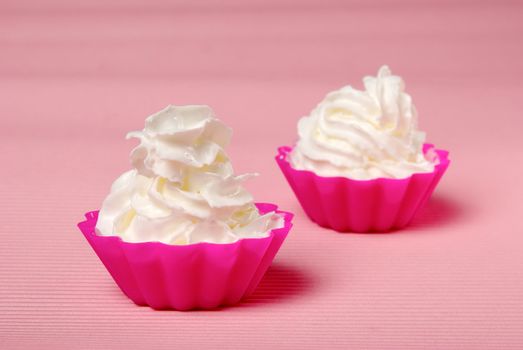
[1,1,523,349]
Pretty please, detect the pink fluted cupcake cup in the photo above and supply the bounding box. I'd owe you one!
[276,144,449,232]
[77,203,293,310]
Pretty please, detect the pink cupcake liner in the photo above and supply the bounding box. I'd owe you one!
[275,144,449,233]
[77,203,293,310]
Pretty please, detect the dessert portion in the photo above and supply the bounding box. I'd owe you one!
[290,65,436,180]
[96,105,282,245]
[276,65,450,232]
[80,104,293,310]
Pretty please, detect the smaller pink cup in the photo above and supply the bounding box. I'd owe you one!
[77,203,293,310]
[275,144,449,232]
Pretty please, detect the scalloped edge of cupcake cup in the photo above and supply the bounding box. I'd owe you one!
[77,203,293,310]
[275,143,449,233]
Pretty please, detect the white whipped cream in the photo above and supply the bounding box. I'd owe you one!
[290,65,435,180]
[96,105,282,245]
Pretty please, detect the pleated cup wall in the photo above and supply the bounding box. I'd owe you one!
[276,144,449,232]
[78,203,293,310]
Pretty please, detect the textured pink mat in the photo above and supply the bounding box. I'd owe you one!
[1,1,523,349]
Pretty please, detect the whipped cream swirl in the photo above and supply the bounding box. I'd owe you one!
[290,65,436,180]
[96,105,282,244]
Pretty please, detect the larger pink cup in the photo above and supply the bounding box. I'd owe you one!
[77,203,293,310]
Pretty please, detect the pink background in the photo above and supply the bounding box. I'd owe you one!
[1,0,523,349]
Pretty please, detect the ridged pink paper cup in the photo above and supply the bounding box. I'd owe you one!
[77,203,293,310]
[275,144,449,233]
